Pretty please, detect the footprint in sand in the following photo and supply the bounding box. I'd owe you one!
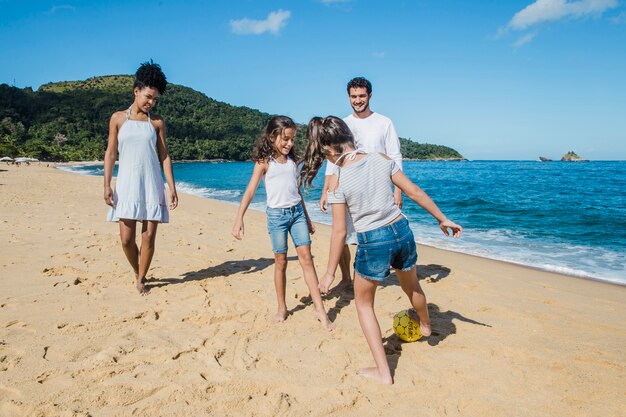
[0,346,23,372]
[232,336,261,370]
[36,370,54,384]
[267,392,295,416]
[42,265,84,277]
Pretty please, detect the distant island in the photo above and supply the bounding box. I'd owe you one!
[0,75,464,162]
[561,151,589,162]
[538,152,589,162]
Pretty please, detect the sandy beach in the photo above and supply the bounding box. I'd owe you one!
[1,164,624,417]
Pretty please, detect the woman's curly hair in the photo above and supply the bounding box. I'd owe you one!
[251,116,298,163]
[134,60,167,94]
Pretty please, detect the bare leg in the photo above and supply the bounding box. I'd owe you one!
[136,221,158,295]
[395,267,431,336]
[354,274,393,384]
[296,245,335,331]
[273,253,288,322]
[119,219,144,293]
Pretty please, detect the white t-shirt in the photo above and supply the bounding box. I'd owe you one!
[325,112,402,176]
[264,158,302,208]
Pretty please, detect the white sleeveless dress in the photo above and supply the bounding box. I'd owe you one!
[107,108,169,223]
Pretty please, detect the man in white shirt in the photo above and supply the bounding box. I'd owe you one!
[319,77,404,293]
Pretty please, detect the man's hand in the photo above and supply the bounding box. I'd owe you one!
[319,193,328,213]
[394,187,403,209]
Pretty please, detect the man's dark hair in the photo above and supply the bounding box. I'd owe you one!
[134,60,167,94]
[346,77,372,94]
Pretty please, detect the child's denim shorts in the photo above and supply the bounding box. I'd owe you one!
[354,216,417,281]
[266,201,311,254]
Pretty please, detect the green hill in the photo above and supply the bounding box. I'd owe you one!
[0,76,464,161]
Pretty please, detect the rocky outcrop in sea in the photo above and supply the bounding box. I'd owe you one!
[561,151,589,162]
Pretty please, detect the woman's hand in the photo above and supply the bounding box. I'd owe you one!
[104,187,114,207]
[169,191,178,210]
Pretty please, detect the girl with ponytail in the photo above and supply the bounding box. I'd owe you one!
[300,116,462,384]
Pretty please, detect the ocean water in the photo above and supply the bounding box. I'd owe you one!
[62,160,626,285]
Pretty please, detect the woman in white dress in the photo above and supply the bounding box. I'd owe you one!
[104,61,178,295]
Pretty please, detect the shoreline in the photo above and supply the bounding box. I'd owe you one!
[1,163,625,416]
[55,164,625,286]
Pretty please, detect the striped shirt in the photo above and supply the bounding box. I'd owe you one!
[327,153,401,233]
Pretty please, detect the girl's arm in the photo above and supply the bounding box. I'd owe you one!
[298,191,316,234]
[154,117,178,210]
[103,113,120,206]
[320,202,347,293]
[232,162,267,240]
[391,170,463,238]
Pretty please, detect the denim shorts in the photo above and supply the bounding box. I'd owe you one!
[266,201,312,254]
[354,216,417,281]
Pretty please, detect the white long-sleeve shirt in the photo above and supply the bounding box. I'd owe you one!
[325,112,402,176]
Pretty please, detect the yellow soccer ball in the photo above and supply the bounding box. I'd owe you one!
[393,309,422,342]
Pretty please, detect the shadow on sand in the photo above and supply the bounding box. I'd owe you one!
[320,263,454,323]
[380,263,452,287]
[383,303,491,377]
[147,256,297,289]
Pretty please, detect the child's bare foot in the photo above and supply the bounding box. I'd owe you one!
[358,367,393,385]
[313,309,335,331]
[329,278,352,294]
[408,308,431,337]
[273,309,288,323]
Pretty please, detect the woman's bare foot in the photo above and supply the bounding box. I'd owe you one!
[135,278,149,296]
[273,309,288,323]
[408,308,431,337]
[313,309,335,331]
[358,367,393,385]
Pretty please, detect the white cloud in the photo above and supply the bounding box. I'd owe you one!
[507,0,618,30]
[49,5,75,13]
[230,9,291,35]
[372,51,386,58]
[513,32,537,47]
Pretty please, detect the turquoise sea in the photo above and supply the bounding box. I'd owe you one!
[62,160,626,285]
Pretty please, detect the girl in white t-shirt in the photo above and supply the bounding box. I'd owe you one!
[232,116,334,331]
[300,116,462,384]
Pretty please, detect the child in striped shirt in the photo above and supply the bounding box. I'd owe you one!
[300,116,462,384]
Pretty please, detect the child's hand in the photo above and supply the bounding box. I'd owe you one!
[231,220,244,240]
[439,219,463,238]
[308,219,316,234]
[104,187,114,207]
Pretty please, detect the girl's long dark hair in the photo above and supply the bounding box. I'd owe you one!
[251,116,298,163]
[299,116,355,189]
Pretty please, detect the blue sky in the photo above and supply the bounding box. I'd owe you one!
[1,0,625,160]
